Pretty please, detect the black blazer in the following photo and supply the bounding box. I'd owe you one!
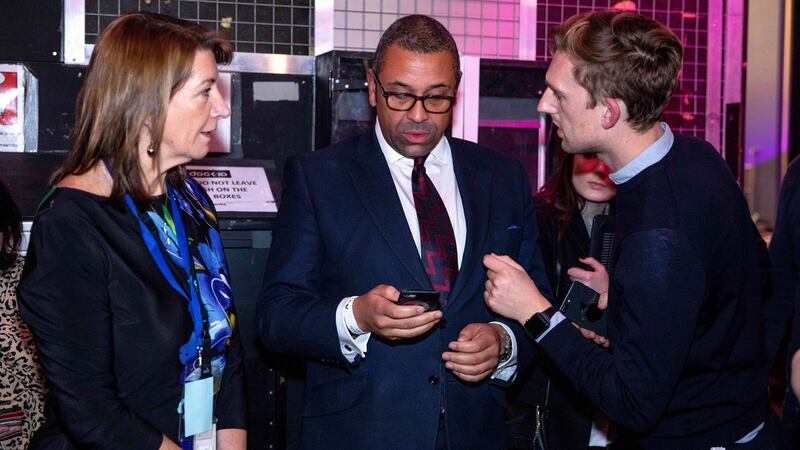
[19,188,246,449]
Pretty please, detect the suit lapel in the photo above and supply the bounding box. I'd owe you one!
[447,141,492,309]
[349,132,431,288]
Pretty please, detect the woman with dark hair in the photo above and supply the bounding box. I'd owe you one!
[507,151,616,450]
[535,152,614,301]
[0,180,22,271]
[18,12,245,450]
[1,179,46,449]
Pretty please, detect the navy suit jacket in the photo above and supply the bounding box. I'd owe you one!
[258,131,550,449]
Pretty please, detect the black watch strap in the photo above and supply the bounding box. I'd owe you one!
[523,307,557,340]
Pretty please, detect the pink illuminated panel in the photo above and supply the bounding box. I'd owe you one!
[535,0,710,139]
[335,0,521,59]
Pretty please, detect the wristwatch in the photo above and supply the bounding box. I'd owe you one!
[498,328,513,363]
[523,307,556,340]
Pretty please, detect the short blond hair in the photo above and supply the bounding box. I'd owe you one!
[552,10,683,131]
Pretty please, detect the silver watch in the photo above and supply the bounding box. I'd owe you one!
[498,329,513,363]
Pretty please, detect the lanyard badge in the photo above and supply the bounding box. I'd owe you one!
[183,376,214,438]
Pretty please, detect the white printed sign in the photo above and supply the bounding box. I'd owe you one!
[187,165,276,213]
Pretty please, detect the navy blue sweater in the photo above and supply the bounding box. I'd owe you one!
[538,134,769,449]
[765,156,800,362]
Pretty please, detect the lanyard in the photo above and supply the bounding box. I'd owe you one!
[120,178,213,378]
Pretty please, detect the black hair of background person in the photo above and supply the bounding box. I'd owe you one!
[764,155,800,449]
[507,148,616,450]
[0,179,23,271]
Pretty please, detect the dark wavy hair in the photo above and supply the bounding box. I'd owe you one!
[537,150,617,239]
[0,179,22,271]
[372,14,461,84]
[535,151,581,237]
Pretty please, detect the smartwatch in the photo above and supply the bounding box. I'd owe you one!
[523,307,556,340]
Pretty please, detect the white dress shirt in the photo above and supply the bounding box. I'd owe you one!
[334,122,518,381]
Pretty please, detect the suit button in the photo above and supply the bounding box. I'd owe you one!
[429,375,439,385]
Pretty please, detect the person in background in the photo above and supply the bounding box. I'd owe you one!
[765,155,800,449]
[0,179,46,449]
[17,12,245,450]
[258,14,551,450]
[484,10,775,448]
[507,152,616,450]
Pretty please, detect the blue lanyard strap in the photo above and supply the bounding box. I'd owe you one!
[167,185,213,378]
[123,185,212,378]
[125,195,189,300]
[104,159,213,378]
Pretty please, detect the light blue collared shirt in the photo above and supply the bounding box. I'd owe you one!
[609,122,674,185]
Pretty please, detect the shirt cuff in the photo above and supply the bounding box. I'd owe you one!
[490,321,518,381]
[335,296,371,363]
[535,311,567,343]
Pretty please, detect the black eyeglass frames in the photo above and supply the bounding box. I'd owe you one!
[372,74,457,114]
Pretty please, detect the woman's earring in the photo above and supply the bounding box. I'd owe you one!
[147,147,156,157]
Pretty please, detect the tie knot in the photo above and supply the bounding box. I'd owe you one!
[413,155,428,169]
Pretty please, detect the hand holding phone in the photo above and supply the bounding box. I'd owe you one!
[562,281,607,336]
[352,285,442,340]
[397,289,441,311]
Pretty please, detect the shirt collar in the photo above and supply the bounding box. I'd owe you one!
[609,122,674,185]
[374,121,451,168]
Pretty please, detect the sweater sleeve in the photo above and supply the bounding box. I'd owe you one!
[537,228,705,432]
[765,166,800,362]
[18,211,164,450]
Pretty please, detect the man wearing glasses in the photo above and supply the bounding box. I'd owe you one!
[258,14,550,450]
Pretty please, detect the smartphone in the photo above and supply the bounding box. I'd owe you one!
[562,281,607,336]
[397,289,440,311]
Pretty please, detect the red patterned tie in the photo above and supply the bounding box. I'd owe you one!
[413,155,458,304]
